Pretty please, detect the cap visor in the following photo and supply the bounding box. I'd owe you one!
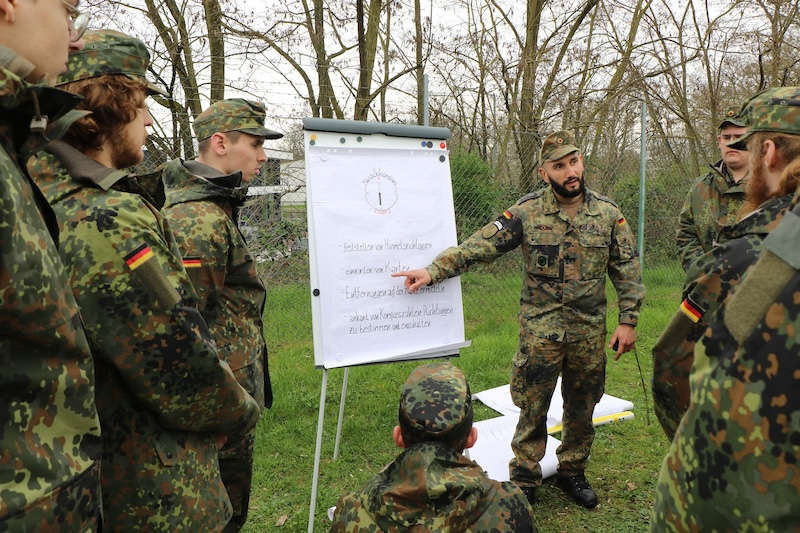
[238,126,283,140]
[719,119,747,130]
[544,145,579,162]
[727,132,751,150]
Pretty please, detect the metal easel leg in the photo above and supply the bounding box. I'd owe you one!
[333,367,349,460]
[307,369,328,533]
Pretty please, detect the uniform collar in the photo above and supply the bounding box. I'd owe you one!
[46,140,129,190]
[183,159,244,190]
[162,158,248,207]
[0,62,84,159]
[543,186,598,216]
[712,160,748,188]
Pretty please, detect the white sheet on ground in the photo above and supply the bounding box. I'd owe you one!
[466,415,561,482]
[472,376,634,431]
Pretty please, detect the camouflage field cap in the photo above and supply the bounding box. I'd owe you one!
[399,362,471,435]
[540,130,580,163]
[57,30,167,97]
[718,105,747,130]
[728,87,800,150]
[193,98,283,141]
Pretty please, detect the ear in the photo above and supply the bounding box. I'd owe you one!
[392,425,405,448]
[463,427,478,450]
[0,0,18,24]
[538,166,550,183]
[209,132,227,156]
[763,139,779,170]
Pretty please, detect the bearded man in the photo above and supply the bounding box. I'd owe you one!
[652,86,800,532]
[394,130,644,509]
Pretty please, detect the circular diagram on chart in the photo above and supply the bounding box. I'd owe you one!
[363,169,398,214]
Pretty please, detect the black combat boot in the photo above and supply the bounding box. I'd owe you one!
[556,471,597,508]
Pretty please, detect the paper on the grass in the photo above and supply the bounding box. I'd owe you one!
[473,376,634,431]
[466,415,561,482]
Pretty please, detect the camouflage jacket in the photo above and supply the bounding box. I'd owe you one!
[676,161,748,272]
[427,188,643,342]
[28,141,261,532]
[650,194,791,442]
[681,193,792,325]
[329,442,536,533]
[161,159,271,409]
[653,191,800,531]
[0,54,101,531]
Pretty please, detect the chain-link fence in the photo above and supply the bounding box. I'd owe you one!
[141,128,691,347]
[237,141,690,346]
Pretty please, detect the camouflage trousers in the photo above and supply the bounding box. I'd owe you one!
[651,315,704,442]
[509,333,606,488]
[220,425,256,533]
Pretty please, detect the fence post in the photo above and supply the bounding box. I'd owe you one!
[423,74,429,127]
[638,100,647,271]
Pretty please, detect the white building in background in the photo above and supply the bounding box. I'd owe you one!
[248,149,306,207]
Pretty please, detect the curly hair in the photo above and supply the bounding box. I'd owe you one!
[60,75,147,153]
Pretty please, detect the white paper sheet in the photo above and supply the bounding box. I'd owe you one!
[305,142,467,369]
[473,377,635,431]
[466,415,561,482]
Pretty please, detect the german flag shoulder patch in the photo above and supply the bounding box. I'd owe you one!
[182,257,203,269]
[124,244,154,271]
[679,297,704,323]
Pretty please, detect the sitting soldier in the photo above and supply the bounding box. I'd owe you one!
[329,361,537,533]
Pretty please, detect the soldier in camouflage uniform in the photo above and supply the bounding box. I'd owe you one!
[653,108,786,440]
[0,3,102,531]
[653,106,752,441]
[676,106,750,271]
[158,98,281,532]
[394,131,644,509]
[330,362,536,532]
[652,87,800,531]
[26,30,260,532]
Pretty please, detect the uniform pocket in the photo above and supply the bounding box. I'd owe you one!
[510,351,530,409]
[529,242,560,278]
[579,233,609,280]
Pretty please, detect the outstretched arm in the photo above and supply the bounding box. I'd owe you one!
[391,268,432,293]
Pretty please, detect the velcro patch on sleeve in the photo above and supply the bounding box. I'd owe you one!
[481,220,502,238]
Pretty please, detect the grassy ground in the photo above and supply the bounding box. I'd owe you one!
[245,264,683,532]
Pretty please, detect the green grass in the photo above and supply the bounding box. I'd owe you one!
[245,263,684,532]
